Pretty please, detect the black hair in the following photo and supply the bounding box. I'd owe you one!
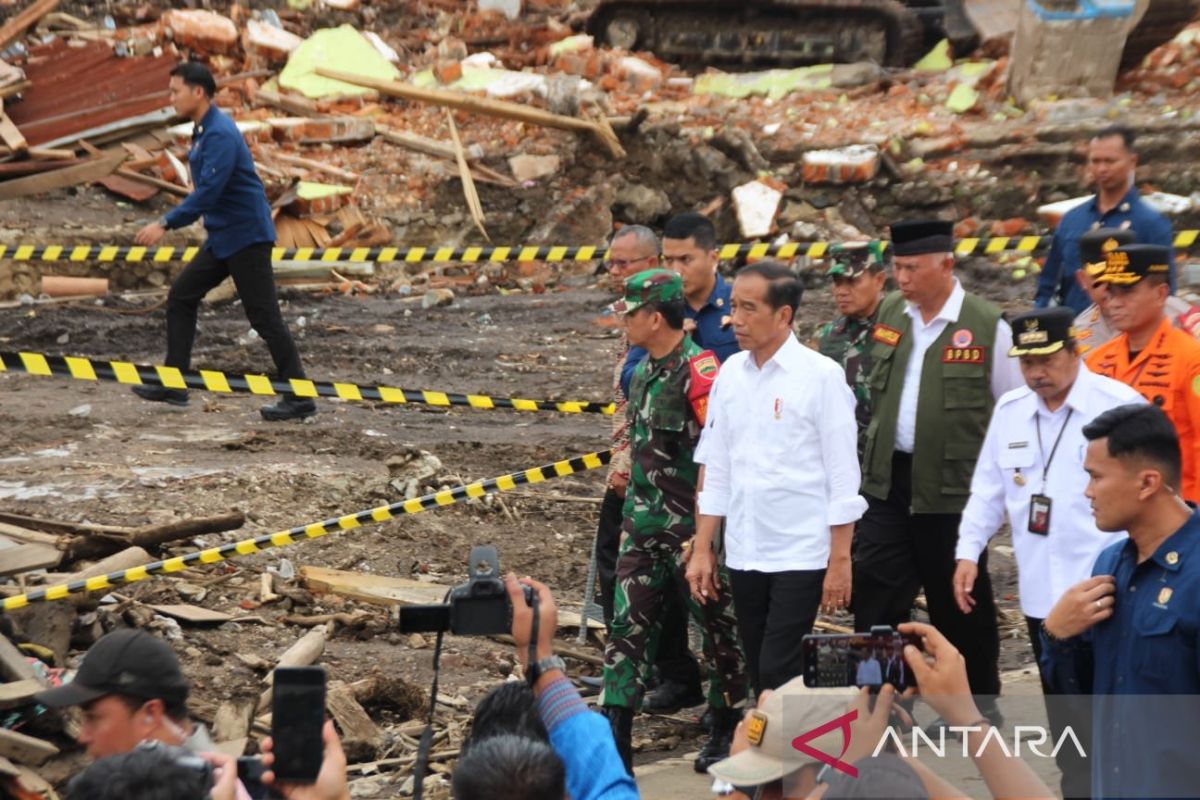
[735,260,804,321]
[645,297,687,330]
[170,62,216,98]
[114,694,189,723]
[1082,403,1181,489]
[1092,125,1137,153]
[463,682,549,754]
[451,735,566,800]
[67,746,211,800]
[663,212,717,251]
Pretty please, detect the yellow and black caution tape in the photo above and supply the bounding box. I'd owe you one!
[1,449,612,612]
[2,233,1196,265]
[0,352,616,415]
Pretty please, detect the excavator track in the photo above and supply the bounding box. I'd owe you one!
[587,0,930,68]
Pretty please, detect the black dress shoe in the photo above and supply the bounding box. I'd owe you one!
[260,396,317,421]
[694,707,739,773]
[132,385,189,406]
[643,679,704,715]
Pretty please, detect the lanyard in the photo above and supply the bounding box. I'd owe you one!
[1035,408,1074,487]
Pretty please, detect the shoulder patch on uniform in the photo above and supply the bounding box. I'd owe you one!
[690,352,719,378]
[872,323,902,347]
[942,346,985,364]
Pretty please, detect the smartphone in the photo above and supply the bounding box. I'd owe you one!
[802,629,921,691]
[271,666,326,783]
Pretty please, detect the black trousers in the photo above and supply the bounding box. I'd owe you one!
[728,567,825,694]
[595,487,700,690]
[852,452,1001,696]
[1026,616,1092,800]
[166,243,306,381]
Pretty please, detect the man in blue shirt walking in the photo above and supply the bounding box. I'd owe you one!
[1041,403,1200,799]
[133,62,315,421]
[1034,125,1175,315]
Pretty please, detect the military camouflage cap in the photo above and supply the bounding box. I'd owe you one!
[1080,227,1136,277]
[609,268,684,315]
[827,241,886,279]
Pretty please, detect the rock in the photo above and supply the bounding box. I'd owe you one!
[529,182,616,246]
[68,404,91,418]
[386,448,443,485]
[407,633,429,649]
[243,19,303,62]
[422,289,455,309]
[615,56,663,92]
[479,0,522,20]
[161,10,239,54]
[176,582,208,603]
[732,178,784,238]
[508,154,562,183]
[830,62,886,87]
[614,183,671,225]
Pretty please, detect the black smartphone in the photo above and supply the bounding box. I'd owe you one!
[802,628,921,691]
[271,666,327,783]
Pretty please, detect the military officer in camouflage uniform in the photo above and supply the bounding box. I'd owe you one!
[602,270,747,776]
[816,241,888,453]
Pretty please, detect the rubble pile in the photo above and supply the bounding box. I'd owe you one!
[0,2,1198,296]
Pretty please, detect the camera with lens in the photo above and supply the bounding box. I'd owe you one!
[399,545,532,636]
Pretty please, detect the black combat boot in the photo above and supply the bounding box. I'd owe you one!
[603,705,635,775]
[694,706,740,773]
[643,678,704,715]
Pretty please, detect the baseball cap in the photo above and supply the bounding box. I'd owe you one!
[827,242,886,280]
[1008,307,1076,357]
[1080,228,1135,277]
[1093,243,1171,286]
[707,678,857,787]
[35,629,190,709]
[608,268,684,315]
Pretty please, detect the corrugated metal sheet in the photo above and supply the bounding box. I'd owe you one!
[5,39,176,146]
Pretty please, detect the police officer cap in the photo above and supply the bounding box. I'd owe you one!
[890,220,954,256]
[609,268,684,315]
[1093,244,1171,286]
[1008,307,1076,357]
[1080,227,1136,276]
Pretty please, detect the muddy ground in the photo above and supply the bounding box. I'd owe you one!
[0,269,1032,790]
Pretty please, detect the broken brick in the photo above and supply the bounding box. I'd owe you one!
[802,145,880,185]
[433,60,464,85]
[268,116,376,145]
[244,19,304,63]
[160,9,239,55]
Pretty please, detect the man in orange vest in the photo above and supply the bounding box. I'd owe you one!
[1086,244,1200,502]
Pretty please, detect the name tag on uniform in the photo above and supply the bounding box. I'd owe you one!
[872,324,902,347]
[942,346,985,364]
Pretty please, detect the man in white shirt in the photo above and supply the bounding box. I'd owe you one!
[953,306,1143,797]
[854,219,1024,722]
[686,260,867,693]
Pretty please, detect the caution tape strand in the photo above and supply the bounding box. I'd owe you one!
[0,352,616,415]
[3,233,1195,264]
[0,449,612,612]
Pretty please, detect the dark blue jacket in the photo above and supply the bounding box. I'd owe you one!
[1034,187,1175,314]
[164,105,275,259]
[1040,510,1200,799]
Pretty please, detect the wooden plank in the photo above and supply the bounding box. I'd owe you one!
[0,150,125,201]
[147,604,233,625]
[0,103,27,155]
[112,167,189,197]
[0,634,39,684]
[0,679,42,710]
[96,173,158,202]
[318,68,625,159]
[326,680,381,755]
[0,0,62,53]
[0,543,62,576]
[0,727,58,766]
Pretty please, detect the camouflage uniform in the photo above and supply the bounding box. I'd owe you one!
[602,333,747,712]
[815,242,886,455]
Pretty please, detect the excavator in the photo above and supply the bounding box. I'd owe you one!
[584,0,1199,70]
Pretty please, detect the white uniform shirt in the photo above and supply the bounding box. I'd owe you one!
[696,334,868,572]
[956,365,1146,618]
[894,280,1024,452]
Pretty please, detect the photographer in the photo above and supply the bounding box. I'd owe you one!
[497,574,637,800]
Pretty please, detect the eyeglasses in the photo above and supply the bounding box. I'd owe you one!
[603,255,660,273]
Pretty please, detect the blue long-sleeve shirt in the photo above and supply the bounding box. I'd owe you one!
[621,274,738,395]
[1040,509,1200,799]
[536,675,638,800]
[164,104,276,259]
[1034,187,1175,314]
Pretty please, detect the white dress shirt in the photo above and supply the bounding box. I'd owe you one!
[894,280,1024,452]
[955,365,1146,618]
[696,334,868,572]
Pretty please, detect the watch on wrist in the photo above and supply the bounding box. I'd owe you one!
[526,654,566,684]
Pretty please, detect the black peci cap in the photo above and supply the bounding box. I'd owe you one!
[890,220,954,256]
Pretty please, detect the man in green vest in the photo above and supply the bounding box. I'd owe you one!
[853,220,1023,722]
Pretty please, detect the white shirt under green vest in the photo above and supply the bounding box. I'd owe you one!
[894,280,1023,452]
